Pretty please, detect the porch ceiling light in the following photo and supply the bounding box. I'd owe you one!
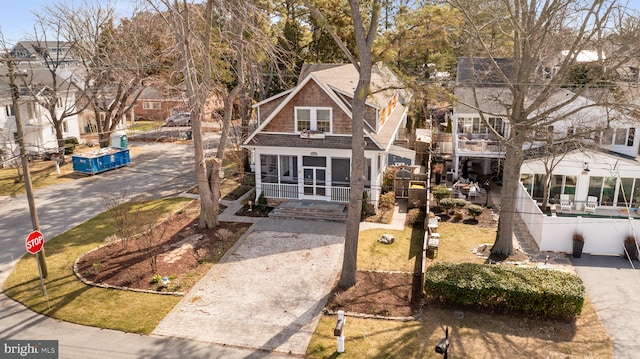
[583,162,590,172]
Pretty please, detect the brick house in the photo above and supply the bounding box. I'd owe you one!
[242,63,413,208]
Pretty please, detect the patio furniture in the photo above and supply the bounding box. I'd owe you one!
[468,184,480,199]
[584,196,598,214]
[560,194,573,212]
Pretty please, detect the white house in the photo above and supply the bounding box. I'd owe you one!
[242,63,413,207]
[0,65,81,165]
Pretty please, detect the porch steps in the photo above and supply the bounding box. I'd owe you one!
[269,200,348,222]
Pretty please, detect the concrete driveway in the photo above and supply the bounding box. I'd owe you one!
[153,218,346,356]
[571,254,640,359]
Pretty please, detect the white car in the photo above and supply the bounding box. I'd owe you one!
[165,113,191,127]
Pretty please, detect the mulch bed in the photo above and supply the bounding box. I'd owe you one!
[76,201,251,293]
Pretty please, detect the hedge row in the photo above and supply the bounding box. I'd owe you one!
[424,262,585,318]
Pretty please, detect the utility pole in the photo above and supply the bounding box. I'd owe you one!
[7,58,48,278]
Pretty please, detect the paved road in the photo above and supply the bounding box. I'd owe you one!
[572,254,640,359]
[0,142,196,283]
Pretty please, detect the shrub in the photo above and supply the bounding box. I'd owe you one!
[424,262,585,318]
[257,192,268,211]
[431,186,451,206]
[405,208,423,226]
[362,191,370,217]
[379,191,395,209]
[453,211,464,221]
[64,137,79,145]
[467,205,484,219]
[440,198,455,213]
[453,198,467,209]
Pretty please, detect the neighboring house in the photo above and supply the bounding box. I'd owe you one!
[11,41,78,68]
[132,87,186,121]
[453,57,640,255]
[0,65,81,165]
[242,63,413,208]
[131,86,224,122]
[452,57,638,181]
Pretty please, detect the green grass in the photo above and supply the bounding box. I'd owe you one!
[307,218,612,359]
[357,226,424,272]
[433,222,496,264]
[2,197,191,334]
[128,120,163,132]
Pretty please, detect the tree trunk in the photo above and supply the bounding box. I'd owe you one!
[491,143,524,258]
[54,122,66,165]
[339,67,372,289]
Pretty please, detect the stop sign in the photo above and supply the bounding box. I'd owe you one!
[26,230,45,254]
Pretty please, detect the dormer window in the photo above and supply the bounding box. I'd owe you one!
[296,107,331,133]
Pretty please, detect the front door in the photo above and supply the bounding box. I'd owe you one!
[302,156,326,198]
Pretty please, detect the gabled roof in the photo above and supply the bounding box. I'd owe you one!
[456,57,516,86]
[245,63,409,151]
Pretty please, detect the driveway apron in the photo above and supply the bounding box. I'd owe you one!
[572,255,640,359]
[153,219,346,356]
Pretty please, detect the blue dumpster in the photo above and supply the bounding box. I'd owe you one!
[72,147,131,175]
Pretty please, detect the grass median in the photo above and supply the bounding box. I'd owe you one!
[3,197,191,335]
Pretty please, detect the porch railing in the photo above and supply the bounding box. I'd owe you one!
[261,183,371,203]
[261,183,299,199]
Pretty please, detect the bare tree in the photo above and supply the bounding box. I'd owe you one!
[102,191,139,250]
[150,0,286,229]
[448,0,640,257]
[303,0,380,289]
[42,0,167,148]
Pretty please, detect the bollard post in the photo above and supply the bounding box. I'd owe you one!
[334,310,346,353]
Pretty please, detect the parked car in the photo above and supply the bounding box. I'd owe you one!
[165,112,191,127]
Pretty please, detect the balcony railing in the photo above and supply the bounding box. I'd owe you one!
[457,139,504,153]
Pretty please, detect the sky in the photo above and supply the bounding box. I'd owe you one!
[2,0,640,47]
[0,0,136,46]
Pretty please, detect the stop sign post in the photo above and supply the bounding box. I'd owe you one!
[26,230,45,254]
[25,230,48,298]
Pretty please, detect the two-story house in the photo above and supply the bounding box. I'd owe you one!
[242,63,412,208]
[453,57,640,256]
[0,65,81,165]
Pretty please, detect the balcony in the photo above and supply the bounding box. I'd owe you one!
[457,135,504,154]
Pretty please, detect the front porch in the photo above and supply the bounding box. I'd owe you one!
[260,182,372,203]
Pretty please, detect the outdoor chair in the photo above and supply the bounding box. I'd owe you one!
[560,194,572,212]
[468,185,478,198]
[584,196,598,214]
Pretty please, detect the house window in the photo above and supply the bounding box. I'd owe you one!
[590,176,617,206]
[549,175,577,202]
[617,178,634,206]
[279,155,298,184]
[295,107,331,133]
[458,117,504,137]
[331,158,350,186]
[56,97,63,108]
[260,154,278,183]
[62,120,69,133]
[615,129,627,145]
[628,128,635,146]
[5,105,14,117]
[601,128,614,145]
[143,101,161,110]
